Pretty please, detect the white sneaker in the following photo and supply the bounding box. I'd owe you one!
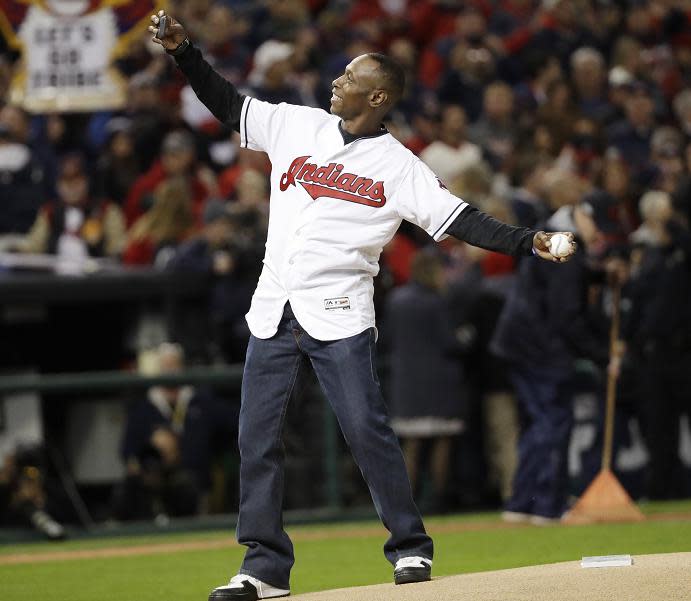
[501,511,561,526]
[30,509,66,540]
[208,574,290,600]
[501,510,531,524]
[394,556,432,585]
[529,514,561,526]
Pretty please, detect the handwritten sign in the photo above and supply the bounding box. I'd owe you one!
[0,0,157,112]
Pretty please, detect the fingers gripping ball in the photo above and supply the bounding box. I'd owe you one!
[549,233,572,258]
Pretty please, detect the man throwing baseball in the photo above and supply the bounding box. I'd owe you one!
[149,11,575,601]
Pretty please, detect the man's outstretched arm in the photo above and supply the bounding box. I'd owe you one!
[398,160,576,263]
[149,10,245,131]
[445,206,575,263]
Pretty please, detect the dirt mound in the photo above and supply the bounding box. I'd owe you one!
[291,552,691,601]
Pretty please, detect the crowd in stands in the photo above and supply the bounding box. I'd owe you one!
[1,0,691,528]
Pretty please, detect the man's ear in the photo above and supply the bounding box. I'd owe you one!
[369,89,388,108]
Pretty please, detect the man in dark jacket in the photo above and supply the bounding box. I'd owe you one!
[114,343,238,520]
[384,250,466,512]
[491,194,616,522]
[630,196,691,499]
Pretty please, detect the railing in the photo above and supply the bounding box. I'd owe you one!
[0,366,244,394]
[0,366,344,511]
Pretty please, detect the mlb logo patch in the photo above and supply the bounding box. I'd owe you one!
[324,297,351,311]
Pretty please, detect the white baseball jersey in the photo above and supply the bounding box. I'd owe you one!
[240,97,469,341]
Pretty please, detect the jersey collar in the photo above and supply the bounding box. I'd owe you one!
[338,121,388,145]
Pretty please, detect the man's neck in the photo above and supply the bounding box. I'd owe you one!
[340,113,385,138]
[440,136,462,148]
[338,120,387,144]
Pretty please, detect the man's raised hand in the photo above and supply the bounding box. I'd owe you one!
[148,10,187,52]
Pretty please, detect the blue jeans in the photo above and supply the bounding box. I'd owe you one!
[505,365,573,519]
[237,303,432,588]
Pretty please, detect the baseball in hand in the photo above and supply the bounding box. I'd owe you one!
[549,233,572,258]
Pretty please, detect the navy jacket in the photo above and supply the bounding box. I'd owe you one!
[491,245,608,369]
[384,282,466,420]
[121,387,238,488]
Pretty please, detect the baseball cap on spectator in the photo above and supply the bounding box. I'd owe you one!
[625,79,653,97]
[248,40,293,86]
[608,66,634,88]
[105,116,133,137]
[579,190,621,233]
[203,198,230,224]
[162,130,195,155]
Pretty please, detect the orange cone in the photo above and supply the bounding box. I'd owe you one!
[562,468,645,524]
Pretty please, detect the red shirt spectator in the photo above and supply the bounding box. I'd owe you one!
[124,130,215,227]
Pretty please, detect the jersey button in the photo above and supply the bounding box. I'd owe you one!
[288,258,295,265]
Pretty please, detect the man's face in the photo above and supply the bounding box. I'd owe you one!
[484,86,513,121]
[0,105,29,142]
[441,105,466,138]
[158,349,183,402]
[162,149,194,175]
[205,5,235,46]
[57,174,88,206]
[573,59,604,95]
[330,55,381,119]
[626,91,654,128]
[206,219,232,247]
[604,161,628,197]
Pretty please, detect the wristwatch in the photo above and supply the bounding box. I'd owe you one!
[166,38,190,56]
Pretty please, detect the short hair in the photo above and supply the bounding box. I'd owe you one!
[366,52,405,104]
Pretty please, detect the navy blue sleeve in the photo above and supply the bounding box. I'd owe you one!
[445,206,536,256]
[173,43,246,131]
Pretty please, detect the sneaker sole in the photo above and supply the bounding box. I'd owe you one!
[501,511,532,523]
[394,567,432,585]
[209,592,290,601]
[209,585,289,600]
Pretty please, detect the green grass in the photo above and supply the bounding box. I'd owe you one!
[0,528,231,556]
[2,501,691,601]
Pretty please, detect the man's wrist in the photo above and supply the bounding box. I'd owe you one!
[166,38,190,56]
[526,231,539,256]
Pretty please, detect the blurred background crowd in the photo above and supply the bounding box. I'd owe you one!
[1,0,690,538]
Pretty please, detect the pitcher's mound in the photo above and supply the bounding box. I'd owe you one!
[291,552,691,601]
